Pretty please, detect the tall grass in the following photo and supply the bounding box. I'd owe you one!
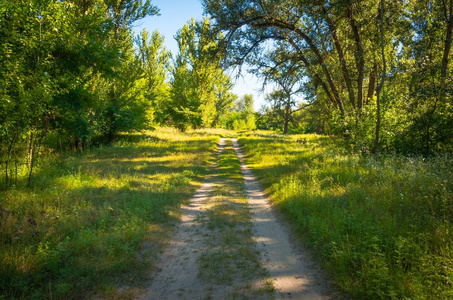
[238,131,453,299]
[0,128,223,299]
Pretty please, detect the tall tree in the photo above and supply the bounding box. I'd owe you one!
[102,0,159,141]
[229,94,256,130]
[169,18,235,130]
[202,0,402,126]
[135,29,172,125]
[252,43,305,134]
[0,0,117,184]
[402,0,453,154]
[104,0,159,42]
[373,0,386,157]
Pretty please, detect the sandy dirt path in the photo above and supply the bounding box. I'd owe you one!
[141,137,337,299]
[141,138,226,300]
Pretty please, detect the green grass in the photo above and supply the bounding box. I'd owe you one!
[0,128,225,299]
[238,131,453,299]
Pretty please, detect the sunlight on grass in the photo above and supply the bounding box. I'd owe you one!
[0,128,228,299]
[239,131,453,299]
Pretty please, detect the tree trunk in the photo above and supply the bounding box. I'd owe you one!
[367,63,377,104]
[374,0,386,158]
[14,145,18,186]
[287,38,347,117]
[424,104,435,156]
[4,135,17,187]
[441,13,453,78]
[347,3,365,109]
[5,143,11,187]
[27,132,35,187]
[261,20,347,117]
[323,7,356,109]
[284,98,291,134]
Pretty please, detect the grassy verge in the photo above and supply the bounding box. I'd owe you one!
[0,128,224,299]
[238,131,453,299]
[197,138,273,299]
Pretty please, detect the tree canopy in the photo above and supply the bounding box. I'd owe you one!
[203,0,453,154]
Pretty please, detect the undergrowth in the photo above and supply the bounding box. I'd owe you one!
[0,128,223,299]
[238,131,453,299]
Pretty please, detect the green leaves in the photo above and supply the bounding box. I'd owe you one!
[0,0,161,185]
[169,18,236,130]
[204,0,453,154]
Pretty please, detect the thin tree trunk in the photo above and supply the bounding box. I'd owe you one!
[27,132,35,186]
[424,73,441,155]
[424,101,438,156]
[323,7,356,109]
[14,145,18,186]
[5,143,11,187]
[257,19,347,117]
[374,0,386,158]
[441,3,453,79]
[367,63,377,104]
[284,98,290,134]
[287,38,347,117]
[347,3,365,109]
[4,135,17,187]
[28,132,34,170]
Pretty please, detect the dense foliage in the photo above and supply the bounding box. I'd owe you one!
[0,1,240,187]
[167,18,237,131]
[203,0,453,154]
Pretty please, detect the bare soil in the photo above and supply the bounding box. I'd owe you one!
[140,138,340,299]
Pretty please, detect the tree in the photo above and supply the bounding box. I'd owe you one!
[0,0,163,185]
[203,0,392,117]
[264,89,296,134]
[228,94,256,130]
[135,29,172,125]
[104,0,159,42]
[0,0,117,185]
[252,46,305,134]
[401,0,453,154]
[169,18,235,130]
[373,0,386,157]
[102,0,159,141]
[212,75,237,128]
[204,0,453,154]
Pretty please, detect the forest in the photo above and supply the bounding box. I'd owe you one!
[0,0,258,187]
[1,0,452,186]
[0,0,452,298]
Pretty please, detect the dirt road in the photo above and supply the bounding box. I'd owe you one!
[141,138,336,299]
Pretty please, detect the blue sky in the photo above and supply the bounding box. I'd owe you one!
[133,0,269,111]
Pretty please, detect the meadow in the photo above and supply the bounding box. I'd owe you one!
[238,131,453,299]
[0,128,222,299]
[2,128,452,299]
